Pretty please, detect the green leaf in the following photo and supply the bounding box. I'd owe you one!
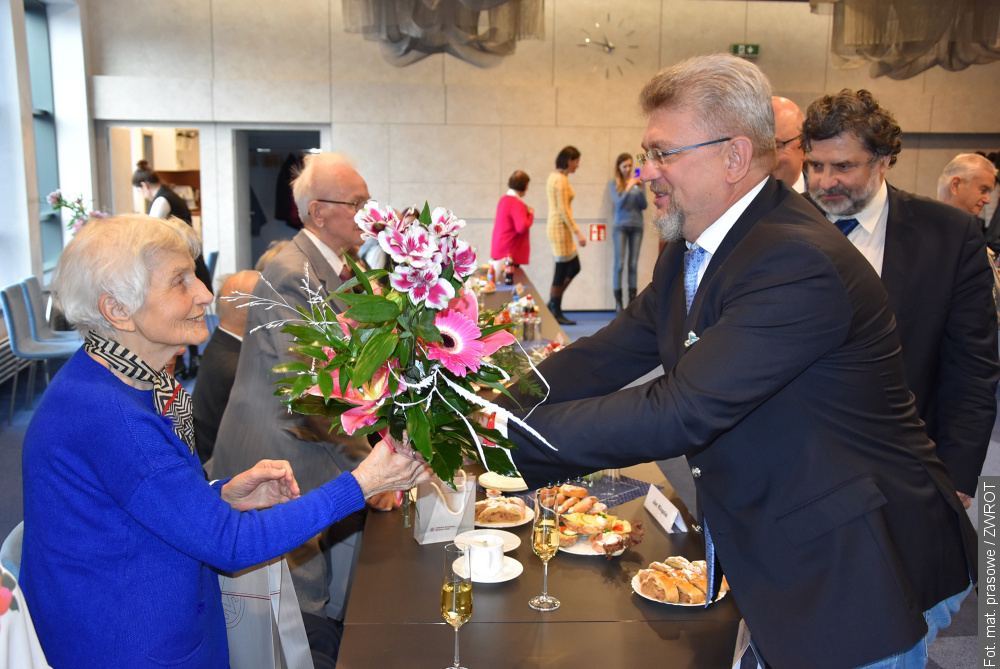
[482,445,519,477]
[290,344,333,361]
[418,201,432,226]
[344,296,401,323]
[393,337,412,368]
[343,255,376,295]
[352,331,398,387]
[350,418,388,437]
[406,406,432,462]
[317,369,334,400]
[289,373,317,399]
[479,323,514,338]
[411,321,442,343]
[287,395,352,418]
[282,324,326,343]
[271,361,313,374]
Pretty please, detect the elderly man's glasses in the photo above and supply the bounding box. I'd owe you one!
[636,137,733,168]
[775,135,801,150]
[315,198,367,212]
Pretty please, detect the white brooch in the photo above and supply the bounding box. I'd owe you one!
[684,331,699,349]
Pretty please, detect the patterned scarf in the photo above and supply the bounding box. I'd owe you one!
[84,331,195,455]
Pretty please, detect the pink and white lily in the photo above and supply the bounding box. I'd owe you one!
[378,225,438,268]
[429,207,465,237]
[355,201,398,238]
[390,263,455,309]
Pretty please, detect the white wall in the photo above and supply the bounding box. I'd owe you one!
[83,0,1000,308]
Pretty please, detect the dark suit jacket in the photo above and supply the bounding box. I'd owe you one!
[505,179,975,669]
[192,327,241,463]
[879,185,999,494]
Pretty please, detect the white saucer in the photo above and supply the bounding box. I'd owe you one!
[454,529,521,553]
[454,556,523,584]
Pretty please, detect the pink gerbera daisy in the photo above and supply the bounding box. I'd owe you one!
[426,309,486,377]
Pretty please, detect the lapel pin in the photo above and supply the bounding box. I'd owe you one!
[684,331,699,348]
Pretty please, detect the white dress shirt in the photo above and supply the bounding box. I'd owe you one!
[690,178,769,287]
[823,180,889,276]
[302,228,347,277]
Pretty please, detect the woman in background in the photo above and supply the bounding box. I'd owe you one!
[546,146,586,325]
[132,160,212,377]
[491,170,534,272]
[609,153,647,312]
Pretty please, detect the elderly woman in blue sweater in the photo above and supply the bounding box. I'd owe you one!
[19,214,430,668]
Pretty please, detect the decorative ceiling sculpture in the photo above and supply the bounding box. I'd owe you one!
[811,0,1000,80]
[342,0,544,67]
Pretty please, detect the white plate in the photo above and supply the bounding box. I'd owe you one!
[454,529,521,553]
[559,538,625,557]
[630,574,728,606]
[475,506,534,528]
[478,472,528,492]
[454,556,523,584]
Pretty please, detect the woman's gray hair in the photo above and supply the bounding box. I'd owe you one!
[291,152,354,226]
[639,54,777,172]
[53,214,201,339]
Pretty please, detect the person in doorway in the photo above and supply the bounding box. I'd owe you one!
[546,146,586,325]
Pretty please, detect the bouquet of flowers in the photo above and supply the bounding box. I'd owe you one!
[46,190,107,232]
[266,201,550,486]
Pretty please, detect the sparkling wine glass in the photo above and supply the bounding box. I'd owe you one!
[442,543,472,669]
[529,488,561,611]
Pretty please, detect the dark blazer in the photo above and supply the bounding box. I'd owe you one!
[505,179,975,669]
[192,327,242,463]
[879,185,999,494]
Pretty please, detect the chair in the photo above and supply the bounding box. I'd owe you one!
[1,521,23,580]
[206,250,219,285]
[1,284,81,410]
[20,277,78,342]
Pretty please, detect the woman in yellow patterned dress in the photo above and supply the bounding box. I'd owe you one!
[546,146,586,325]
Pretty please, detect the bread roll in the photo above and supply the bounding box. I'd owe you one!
[638,569,680,603]
[567,496,596,514]
[675,579,705,605]
[558,484,588,498]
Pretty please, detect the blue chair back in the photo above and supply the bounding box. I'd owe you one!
[20,277,77,343]
[1,284,80,359]
[206,250,219,284]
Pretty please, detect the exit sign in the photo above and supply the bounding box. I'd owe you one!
[732,44,760,57]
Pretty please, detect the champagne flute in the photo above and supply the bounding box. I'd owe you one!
[442,543,472,669]
[528,488,561,611]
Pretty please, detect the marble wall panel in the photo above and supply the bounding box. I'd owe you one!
[822,63,932,132]
[86,0,212,77]
[553,0,662,88]
[886,149,919,195]
[659,0,747,68]
[930,92,1000,134]
[444,0,556,88]
[329,1,445,84]
[390,124,502,185]
[446,86,556,127]
[212,0,329,82]
[904,133,1000,201]
[331,83,446,124]
[329,123,391,205]
[746,2,830,95]
[91,76,214,122]
[388,182,501,222]
[556,83,647,128]
[213,80,331,123]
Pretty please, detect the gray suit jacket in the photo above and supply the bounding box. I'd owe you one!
[210,230,371,617]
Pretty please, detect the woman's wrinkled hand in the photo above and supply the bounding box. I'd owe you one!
[221,459,301,511]
[352,440,432,499]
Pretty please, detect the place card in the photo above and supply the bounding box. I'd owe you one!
[643,484,687,533]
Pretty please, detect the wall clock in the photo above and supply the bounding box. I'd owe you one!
[577,13,641,79]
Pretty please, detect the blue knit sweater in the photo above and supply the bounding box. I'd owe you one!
[20,349,366,668]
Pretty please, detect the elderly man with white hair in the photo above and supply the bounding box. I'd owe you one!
[937,152,997,217]
[210,153,383,669]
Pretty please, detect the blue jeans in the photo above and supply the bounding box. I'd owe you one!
[853,582,971,668]
[613,226,643,292]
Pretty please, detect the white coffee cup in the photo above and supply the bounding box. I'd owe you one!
[468,536,504,578]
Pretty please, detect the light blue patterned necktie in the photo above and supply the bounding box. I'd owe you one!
[684,245,707,313]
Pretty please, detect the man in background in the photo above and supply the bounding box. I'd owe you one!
[192,270,259,463]
[937,152,996,218]
[771,96,807,192]
[802,89,999,508]
[210,153,388,669]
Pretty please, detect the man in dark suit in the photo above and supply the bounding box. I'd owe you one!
[192,270,259,463]
[801,90,999,508]
[501,55,974,668]
[209,154,383,669]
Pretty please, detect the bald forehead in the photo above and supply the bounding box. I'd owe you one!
[773,98,804,132]
[316,162,367,198]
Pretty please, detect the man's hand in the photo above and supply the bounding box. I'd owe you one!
[957,491,972,509]
[221,459,301,511]
[367,490,398,511]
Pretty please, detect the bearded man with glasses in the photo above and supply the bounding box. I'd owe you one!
[210,153,386,669]
[802,89,999,511]
[497,55,976,668]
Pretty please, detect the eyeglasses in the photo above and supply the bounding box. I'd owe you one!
[775,134,801,150]
[315,198,367,212]
[636,137,733,168]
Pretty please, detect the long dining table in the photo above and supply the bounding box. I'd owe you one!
[336,267,742,668]
[337,463,742,668]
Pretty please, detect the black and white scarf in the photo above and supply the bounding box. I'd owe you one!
[84,331,196,456]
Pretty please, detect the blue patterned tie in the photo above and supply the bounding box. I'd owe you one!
[703,518,723,607]
[835,217,859,236]
[684,245,707,313]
